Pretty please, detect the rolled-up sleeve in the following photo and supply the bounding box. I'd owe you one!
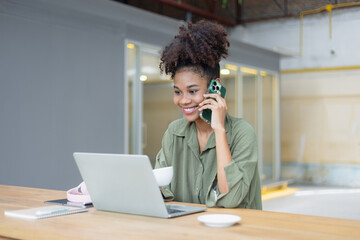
[206,122,260,209]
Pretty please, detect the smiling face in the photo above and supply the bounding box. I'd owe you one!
[173,70,208,123]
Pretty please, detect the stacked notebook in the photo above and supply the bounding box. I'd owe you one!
[5,205,88,220]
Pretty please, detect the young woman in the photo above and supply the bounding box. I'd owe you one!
[155,20,262,209]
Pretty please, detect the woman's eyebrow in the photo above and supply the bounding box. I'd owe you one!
[173,84,200,89]
[187,84,199,88]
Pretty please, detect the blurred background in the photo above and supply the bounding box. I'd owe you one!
[1,0,359,219]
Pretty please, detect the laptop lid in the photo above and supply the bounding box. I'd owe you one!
[73,152,206,218]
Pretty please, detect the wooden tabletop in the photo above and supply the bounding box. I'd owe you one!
[1,184,359,240]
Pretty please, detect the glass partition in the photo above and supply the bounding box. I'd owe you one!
[241,67,258,134]
[127,42,180,166]
[126,43,137,154]
[262,72,276,180]
[141,52,180,165]
[220,64,239,117]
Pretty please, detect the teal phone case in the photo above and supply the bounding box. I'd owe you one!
[200,79,226,124]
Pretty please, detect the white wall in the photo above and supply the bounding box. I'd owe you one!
[231,7,360,186]
[232,7,360,70]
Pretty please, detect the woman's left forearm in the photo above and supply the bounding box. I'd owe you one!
[214,128,232,194]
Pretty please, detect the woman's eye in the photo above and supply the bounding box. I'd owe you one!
[174,91,181,95]
[189,90,198,94]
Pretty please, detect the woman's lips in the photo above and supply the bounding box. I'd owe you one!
[182,106,198,114]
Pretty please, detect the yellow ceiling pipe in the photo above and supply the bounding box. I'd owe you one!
[299,2,360,56]
[325,4,332,39]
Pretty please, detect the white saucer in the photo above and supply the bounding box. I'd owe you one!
[197,214,241,227]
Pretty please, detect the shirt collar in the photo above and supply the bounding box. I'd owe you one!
[172,114,232,152]
[172,118,190,137]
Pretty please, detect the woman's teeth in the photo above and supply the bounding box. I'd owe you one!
[183,106,198,114]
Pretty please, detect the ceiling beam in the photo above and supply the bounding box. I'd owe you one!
[154,0,236,26]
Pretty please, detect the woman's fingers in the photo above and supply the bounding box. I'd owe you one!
[199,94,226,111]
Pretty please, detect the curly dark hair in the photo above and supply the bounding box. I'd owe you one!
[159,20,229,83]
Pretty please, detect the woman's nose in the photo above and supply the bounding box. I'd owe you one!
[180,94,191,105]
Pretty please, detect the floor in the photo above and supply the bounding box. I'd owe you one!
[262,184,360,221]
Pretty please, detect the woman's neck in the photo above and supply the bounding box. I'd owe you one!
[194,118,213,135]
[195,119,213,153]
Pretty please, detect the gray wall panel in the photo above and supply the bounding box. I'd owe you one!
[228,40,280,71]
[0,0,126,190]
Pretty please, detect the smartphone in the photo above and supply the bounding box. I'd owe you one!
[44,199,93,208]
[200,79,226,124]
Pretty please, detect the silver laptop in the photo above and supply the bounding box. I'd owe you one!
[73,152,206,218]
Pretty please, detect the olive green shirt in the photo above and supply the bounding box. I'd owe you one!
[155,114,262,209]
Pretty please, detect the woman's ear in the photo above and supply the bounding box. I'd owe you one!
[215,77,221,84]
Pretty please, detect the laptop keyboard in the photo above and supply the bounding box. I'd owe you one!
[166,207,185,214]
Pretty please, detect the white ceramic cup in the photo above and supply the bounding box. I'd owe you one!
[152,166,173,187]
